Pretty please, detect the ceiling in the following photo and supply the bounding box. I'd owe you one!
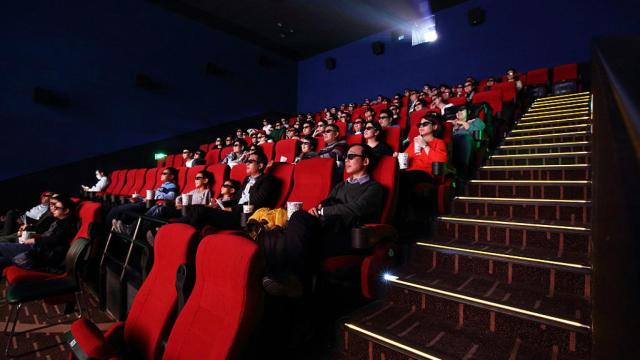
[150,0,469,60]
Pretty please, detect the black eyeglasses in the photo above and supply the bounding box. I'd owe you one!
[364,126,376,131]
[418,122,433,128]
[162,171,170,175]
[323,130,334,134]
[233,143,242,147]
[354,121,363,125]
[183,151,190,154]
[346,153,365,160]
[303,125,311,129]
[379,116,390,119]
[245,159,258,165]
[51,205,65,211]
[300,141,311,145]
[221,183,234,188]
[195,176,204,180]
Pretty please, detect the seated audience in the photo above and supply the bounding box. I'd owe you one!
[212,137,223,149]
[363,121,393,157]
[181,148,195,168]
[262,144,384,297]
[378,109,395,129]
[192,149,207,166]
[449,105,486,179]
[350,118,364,135]
[312,120,327,137]
[82,169,109,192]
[301,121,314,137]
[285,126,300,140]
[221,138,248,167]
[1,193,56,242]
[270,122,285,142]
[294,136,318,163]
[483,77,496,91]
[464,80,476,102]
[146,170,214,219]
[224,136,234,147]
[506,68,523,90]
[2,192,53,236]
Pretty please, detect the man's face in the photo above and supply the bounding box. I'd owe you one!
[415,102,423,111]
[464,82,473,94]
[323,126,338,143]
[50,200,70,219]
[353,120,363,132]
[345,146,367,176]
[378,114,390,128]
[245,154,262,176]
[302,123,312,135]
[225,137,233,146]
[182,150,191,159]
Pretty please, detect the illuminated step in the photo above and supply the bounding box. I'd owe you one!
[510,124,589,133]
[527,102,590,112]
[533,92,590,102]
[515,116,589,127]
[438,215,590,233]
[454,196,591,206]
[521,107,590,117]
[384,275,592,332]
[345,322,444,360]
[521,111,589,121]
[504,131,588,141]
[491,151,590,159]
[416,241,591,272]
[469,179,591,185]
[499,141,590,150]
[530,98,590,108]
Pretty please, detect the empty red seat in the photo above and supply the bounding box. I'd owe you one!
[266,162,295,208]
[345,134,363,146]
[140,168,159,195]
[173,154,185,168]
[125,168,148,197]
[448,96,467,106]
[336,121,347,137]
[114,169,137,197]
[398,105,408,131]
[315,135,325,150]
[206,164,230,199]
[260,142,275,160]
[68,224,198,360]
[230,163,247,183]
[287,158,334,210]
[220,146,233,161]
[371,102,387,115]
[199,143,210,152]
[553,63,578,83]
[205,148,221,165]
[176,167,188,193]
[98,169,124,197]
[472,89,503,115]
[383,126,401,153]
[493,81,517,103]
[526,67,549,86]
[162,233,263,360]
[164,154,176,168]
[274,139,298,163]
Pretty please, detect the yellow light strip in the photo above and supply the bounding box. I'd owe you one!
[515,116,589,126]
[386,277,592,330]
[505,131,588,140]
[438,216,591,232]
[499,141,589,149]
[455,196,590,204]
[511,124,588,133]
[533,97,591,106]
[416,242,591,270]
[521,111,589,120]
[345,323,442,360]
[481,164,588,169]
[469,180,591,184]
[491,151,590,159]
[530,99,591,108]
[527,102,590,112]
[533,91,590,101]
[521,107,590,116]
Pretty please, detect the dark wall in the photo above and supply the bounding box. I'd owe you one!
[297,0,637,112]
[0,0,297,181]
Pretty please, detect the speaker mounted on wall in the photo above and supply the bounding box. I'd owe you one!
[325,57,336,70]
[372,41,385,55]
[32,86,70,108]
[468,7,486,26]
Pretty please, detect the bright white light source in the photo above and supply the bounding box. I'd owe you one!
[383,273,399,281]
[412,15,437,46]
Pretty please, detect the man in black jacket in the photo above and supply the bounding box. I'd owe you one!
[263,144,384,297]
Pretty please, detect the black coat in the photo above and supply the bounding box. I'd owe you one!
[233,173,280,212]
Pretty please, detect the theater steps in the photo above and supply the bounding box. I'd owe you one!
[339,92,593,359]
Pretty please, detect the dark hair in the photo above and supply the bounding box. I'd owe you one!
[194,149,206,158]
[364,121,384,142]
[325,123,340,136]
[234,138,248,148]
[54,194,76,214]
[165,167,179,182]
[301,135,317,150]
[348,143,376,172]
[379,109,393,119]
[197,170,214,189]
[223,179,241,194]
[249,144,265,155]
[251,151,269,169]
[423,112,443,124]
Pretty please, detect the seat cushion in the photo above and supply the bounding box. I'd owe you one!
[70,318,119,359]
[4,265,67,285]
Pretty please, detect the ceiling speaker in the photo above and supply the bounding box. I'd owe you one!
[325,57,336,70]
[468,8,485,26]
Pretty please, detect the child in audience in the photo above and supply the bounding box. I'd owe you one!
[182,148,195,168]
[191,150,207,166]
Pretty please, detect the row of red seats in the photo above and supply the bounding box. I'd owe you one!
[525,63,578,86]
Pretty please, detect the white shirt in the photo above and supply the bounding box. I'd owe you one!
[89,176,109,192]
[25,203,49,220]
[185,159,195,168]
[239,175,260,205]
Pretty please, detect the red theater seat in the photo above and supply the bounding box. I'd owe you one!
[336,121,347,137]
[527,67,549,86]
[260,142,275,160]
[162,233,263,360]
[206,164,230,199]
[68,224,198,360]
[230,163,247,183]
[139,168,159,196]
[220,146,233,160]
[266,162,295,208]
[199,143,210,152]
[176,167,189,193]
[114,169,136,197]
[98,169,124,198]
[553,63,578,83]
[346,134,363,146]
[173,154,185,168]
[182,165,205,193]
[448,96,467,106]
[287,158,334,210]
[205,148,221,165]
[383,126,401,153]
[494,81,517,103]
[274,139,298,163]
[164,154,176,168]
[472,89,503,115]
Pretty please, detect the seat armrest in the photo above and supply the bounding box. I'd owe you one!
[351,224,398,249]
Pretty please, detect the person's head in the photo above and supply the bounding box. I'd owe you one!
[389,104,399,115]
[463,81,474,94]
[363,121,384,142]
[262,119,269,126]
[414,100,425,111]
[215,137,223,147]
[338,112,349,123]
[286,127,298,139]
[194,149,206,160]
[506,68,517,80]
[302,121,314,136]
[417,113,441,137]
[455,84,464,95]
[233,138,248,154]
[274,122,283,131]
[182,148,193,160]
[248,144,264,155]
[323,124,340,144]
[225,136,233,146]
[50,195,75,219]
[162,167,178,183]
[432,94,444,107]
[95,169,105,179]
[456,105,470,122]
[486,77,495,86]
[236,128,243,138]
[220,179,241,198]
[256,132,268,144]
[364,109,375,121]
[194,170,213,190]
[300,136,317,154]
[442,87,452,99]
[378,109,393,128]
[345,144,374,177]
[40,191,54,204]
[245,151,268,177]
[352,118,364,132]
[251,133,258,144]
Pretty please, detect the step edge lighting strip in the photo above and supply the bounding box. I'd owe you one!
[469,180,591,184]
[385,277,592,330]
[505,131,588,140]
[531,99,591,108]
[515,117,590,126]
[499,141,590,149]
[521,111,590,120]
[510,124,589,133]
[491,151,590,158]
[416,242,591,270]
[533,92,590,101]
[528,102,591,111]
[455,196,591,204]
[344,323,442,360]
[521,108,590,116]
[481,164,589,169]
[438,216,591,232]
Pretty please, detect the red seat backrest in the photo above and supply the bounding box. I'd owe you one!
[125,224,198,360]
[448,96,467,106]
[205,148,221,165]
[527,67,549,86]
[383,126,401,153]
[116,169,138,196]
[399,106,408,131]
[230,164,247,183]
[553,63,578,83]
[157,158,165,168]
[103,170,123,195]
[164,154,176,168]
[182,166,206,194]
[259,142,274,160]
[140,168,159,194]
[315,135,325,150]
[173,154,185,168]
[494,81,517,102]
[501,73,527,86]
[407,108,430,141]
[176,167,188,194]
[266,162,295,208]
[220,146,233,160]
[274,139,298,163]
[162,233,262,360]
[206,164,230,199]
[244,136,253,145]
[74,201,102,242]
[128,169,148,196]
[336,122,347,137]
[371,103,387,115]
[346,134,363,146]
[472,89,503,115]
[199,143,210,152]
[287,158,334,210]
[370,156,398,224]
[441,121,454,146]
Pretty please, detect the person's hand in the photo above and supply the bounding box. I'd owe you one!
[308,204,322,217]
[392,152,399,158]
[414,136,427,149]
[461,121,470,130]
[24,238,36,245]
